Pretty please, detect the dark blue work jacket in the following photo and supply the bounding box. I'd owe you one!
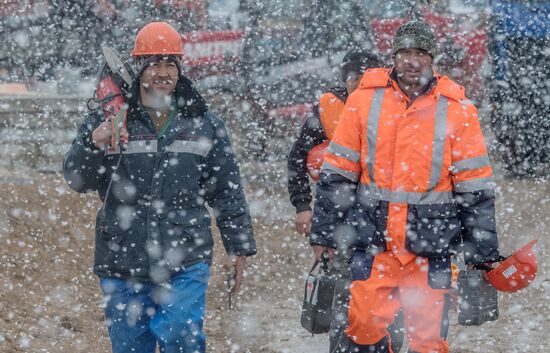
[63,78,256,282]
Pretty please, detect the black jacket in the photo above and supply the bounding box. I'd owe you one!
[63,76,256,282]
[287,87,348,213]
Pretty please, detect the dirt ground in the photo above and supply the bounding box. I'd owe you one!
[0,160,548,353]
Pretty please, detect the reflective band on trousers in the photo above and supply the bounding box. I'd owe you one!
[328,141,360,162]
[358,183,453,204]
[107,140,158,155]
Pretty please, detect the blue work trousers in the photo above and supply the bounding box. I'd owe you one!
[99,262,210,353]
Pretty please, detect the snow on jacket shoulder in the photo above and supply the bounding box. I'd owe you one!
[63,77,256,282]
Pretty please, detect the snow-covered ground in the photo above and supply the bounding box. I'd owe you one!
[0,162,548,353]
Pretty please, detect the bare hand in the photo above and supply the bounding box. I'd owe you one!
[295,210,313,236]
[92,118,128,148]
[119,126,129,146]
[224,255,247,293]
[92,118,113,148]
[312,245,335,262]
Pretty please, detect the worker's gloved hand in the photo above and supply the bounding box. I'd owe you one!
[295,210,313,236]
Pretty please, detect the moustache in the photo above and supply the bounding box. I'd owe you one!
[153,77,175,85]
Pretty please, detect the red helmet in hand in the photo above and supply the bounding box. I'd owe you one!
[486,240,538,293]
[307,141,329,181]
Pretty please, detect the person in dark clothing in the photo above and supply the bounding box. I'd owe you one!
[287,50,382,237]
[63,22,256,353]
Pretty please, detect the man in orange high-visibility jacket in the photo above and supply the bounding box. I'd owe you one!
[310,20,501,353]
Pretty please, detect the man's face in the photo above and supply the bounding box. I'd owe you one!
[394,48,433,88]
[140,57,179,98]
[345,71,362,95]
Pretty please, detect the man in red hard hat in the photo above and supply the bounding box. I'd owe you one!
[63,21,256,353]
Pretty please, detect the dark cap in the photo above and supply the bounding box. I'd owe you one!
[134,55,182,78]
[341,50,382,82]
[392,20,437,58]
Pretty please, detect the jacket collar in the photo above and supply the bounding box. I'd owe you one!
[389,67,437,98]
[359,68,392,89]
[358,67,467,103]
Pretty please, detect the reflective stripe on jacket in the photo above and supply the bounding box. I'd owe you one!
[311,68,499,264]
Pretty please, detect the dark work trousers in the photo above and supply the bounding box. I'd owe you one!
[328,250,405,353]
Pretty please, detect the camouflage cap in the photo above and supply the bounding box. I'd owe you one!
[392,20,437,58]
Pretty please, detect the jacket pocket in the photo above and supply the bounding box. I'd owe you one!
[349,250,375,281]
[164,209,213,267]
[428,257,452,289]
[165,209,211,243]
[406,203,461,258]
[95,215,141,275]
[98,216,128,244]
[349,197,387,250]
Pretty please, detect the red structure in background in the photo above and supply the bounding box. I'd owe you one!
[155,0,208,29]
[0,0,39,16]
[180,29,244,79]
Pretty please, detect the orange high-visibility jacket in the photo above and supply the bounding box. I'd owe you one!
[318,91,346,140]
[305,92,347,180]
[311,68,499,264]
[287,87,347,212]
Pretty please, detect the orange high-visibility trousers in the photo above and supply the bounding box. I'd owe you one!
[347,250,451,353]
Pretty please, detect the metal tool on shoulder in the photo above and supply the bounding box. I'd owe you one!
[102,46,135,87]
[301,251,336,334]
[92,46,135,152]
[95,46,136,225]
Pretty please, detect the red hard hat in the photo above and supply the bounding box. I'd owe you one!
[131,22,183,57]
[485,240,538,293]
[307,140,330,182]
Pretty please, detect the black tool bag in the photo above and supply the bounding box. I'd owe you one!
[458,269,499,326]
[301,258,336,334]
